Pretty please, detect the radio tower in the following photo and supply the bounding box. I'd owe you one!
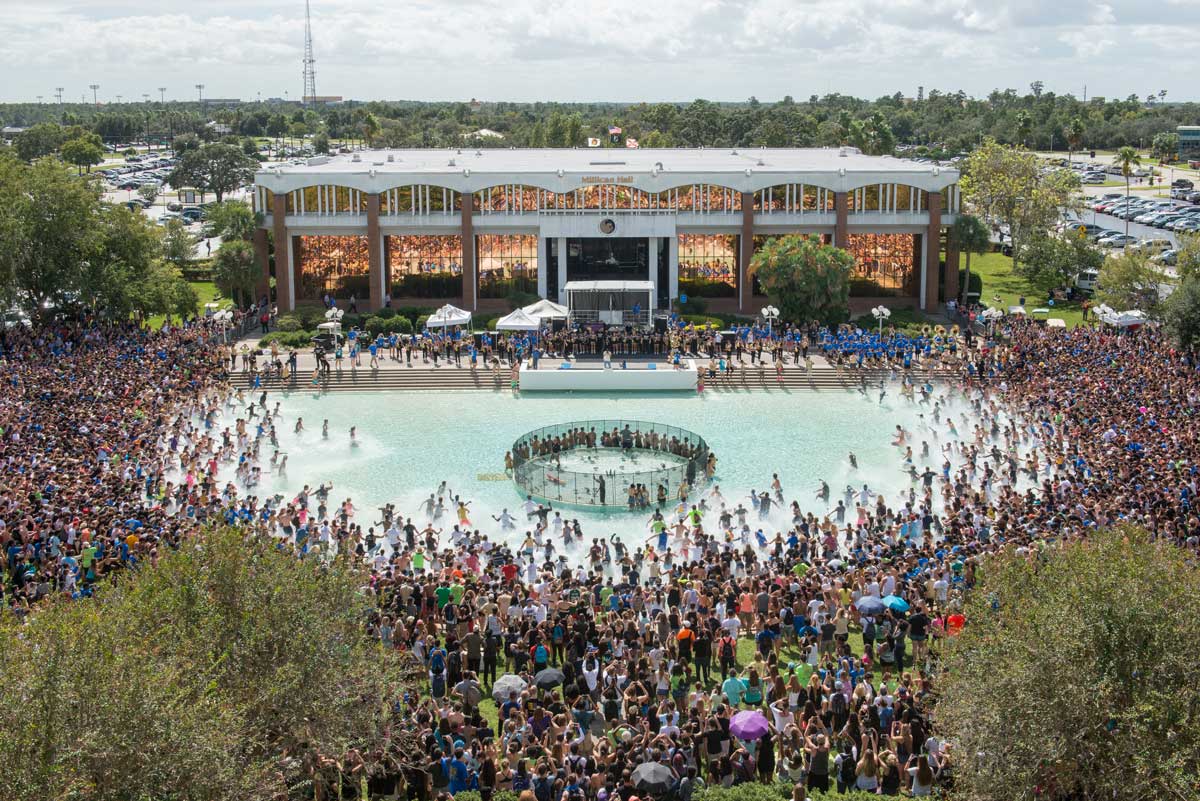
[302,0,317,106]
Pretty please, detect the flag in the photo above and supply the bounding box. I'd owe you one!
[608,126,623,135]
[625,138,639,149]
[587,137,601,148]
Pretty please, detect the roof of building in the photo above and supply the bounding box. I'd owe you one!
[255,147,958,195]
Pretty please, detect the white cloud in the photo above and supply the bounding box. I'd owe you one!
[0,0,1194,102]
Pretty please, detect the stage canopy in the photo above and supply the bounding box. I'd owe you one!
[425,304,472,329]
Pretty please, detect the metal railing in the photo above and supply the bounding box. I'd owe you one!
[511,420,710,508]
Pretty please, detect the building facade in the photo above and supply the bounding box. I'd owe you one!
[251,147,961,315]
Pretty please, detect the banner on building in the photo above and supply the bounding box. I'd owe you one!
[625,138,639,149]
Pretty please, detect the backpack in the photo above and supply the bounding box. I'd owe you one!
[533,776,553,801]
[839,752,857,785]
[720,637,735,662]
[534,643,549,665]
[430,649,446,675]
[831,690,847,716]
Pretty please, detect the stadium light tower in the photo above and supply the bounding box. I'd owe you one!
[89,83,100,107]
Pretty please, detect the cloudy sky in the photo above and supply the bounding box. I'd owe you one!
[1,0,1196,103]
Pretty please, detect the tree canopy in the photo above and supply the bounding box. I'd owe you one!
[0,527,411,801]
[168,142,257,202]
[0,152,196,318]
[750,234,853,325]
[937,527,1200,801]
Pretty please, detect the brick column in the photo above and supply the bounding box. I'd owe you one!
[253,227,270,303]
[739,192,754,313]
[461,192,476,310]
[366,193,383,311]
[271,193,293,312]
[944,227,960,303]
[924,191,943,311]
[834,191,849,248]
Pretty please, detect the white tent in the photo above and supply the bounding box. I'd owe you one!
[1097,308,1149,328]
[1046,318,1067,328]
[521,298,569,320]
[495,308,541,331]
[425,304,472,329]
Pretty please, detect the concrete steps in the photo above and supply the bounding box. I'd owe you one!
[229,366,961,394]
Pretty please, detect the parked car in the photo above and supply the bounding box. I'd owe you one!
[1172,178,1194,189]
[1098,233,1138,248]
[1152,250,1178,266]
[1082,173,1106,184]
[1131,238,1173,255]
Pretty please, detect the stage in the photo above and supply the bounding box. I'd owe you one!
[518,359,697,391]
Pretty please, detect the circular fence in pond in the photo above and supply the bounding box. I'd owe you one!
[510,420,711,509]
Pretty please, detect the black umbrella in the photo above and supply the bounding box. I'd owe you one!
[632,762,675,795]
[533,667,565,689]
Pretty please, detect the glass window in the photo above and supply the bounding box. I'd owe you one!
[385,235,462,298]
[678,234,736,294]
[478,234,539,298]
[846,233,917,295]
[296,235,369,301]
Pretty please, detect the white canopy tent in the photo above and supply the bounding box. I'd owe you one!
[1095,306,1149,328]
[425,304,472,329]
[495,308,541,331]
[521,299,569,321]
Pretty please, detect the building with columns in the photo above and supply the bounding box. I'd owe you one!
[251,147,961,315]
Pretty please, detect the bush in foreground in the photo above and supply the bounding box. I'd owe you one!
[936,527,1200,801]
[0,528,409,801]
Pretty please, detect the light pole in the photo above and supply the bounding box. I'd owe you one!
[871,305,891,337]
[89,83,100,107]
[196,84,205,107]
[115,94,122,105]
[760,305,780,334]
[158,87,166,104]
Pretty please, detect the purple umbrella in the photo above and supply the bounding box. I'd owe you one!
[730,709,770,740]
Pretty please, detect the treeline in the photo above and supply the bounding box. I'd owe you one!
[2,86,1197,154]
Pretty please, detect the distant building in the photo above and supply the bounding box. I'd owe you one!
[2,126,27,141]
[464,128,504,140]
[252,147,961,315]
[206,121,232,135]
[1179,126,1200,159]
[302,95,344,105]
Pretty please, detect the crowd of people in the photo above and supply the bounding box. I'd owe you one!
[3,311,1199,801]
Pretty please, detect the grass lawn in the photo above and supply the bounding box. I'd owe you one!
[962,251,1086,328]
[145,281,231,329]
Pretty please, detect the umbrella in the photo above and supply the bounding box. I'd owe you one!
[882,594,910,613]
[632,762,675,795]
[492,674,527,701]
[534,667,565,689]
[855,596,886,616]
[729,710,770,740]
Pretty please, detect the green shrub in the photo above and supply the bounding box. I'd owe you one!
[416,314,430,330]
[275,314,303,332]
[680,277,736,298]
[451,792,482,801]
[680,314,725,328]
[492,791,520,801]
[296,306,326,328]
[394,305,437,327]
[258,332,283,347]
[386,317,412,334]
[392,273,461,298]
[473,313,501,331]
[675,295,710,315]
[505,289,540,308]
[364,316,388,338]
[341,313,363,329]
[848,277,900,297]
[694,784,881,801]
[375,307,397,319]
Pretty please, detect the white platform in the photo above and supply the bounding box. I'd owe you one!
[519,360,697,392]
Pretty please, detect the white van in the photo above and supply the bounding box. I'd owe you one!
[1075,269,1099,293]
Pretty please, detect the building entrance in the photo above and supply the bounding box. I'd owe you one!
[566,237,648,282]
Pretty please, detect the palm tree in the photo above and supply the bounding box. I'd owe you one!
[1116,145,1141,238]
[1066,117,1085,167]
[952,214,992,305]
